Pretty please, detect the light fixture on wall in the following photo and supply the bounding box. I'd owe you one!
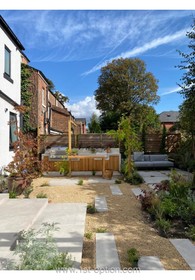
[5,108,8,113]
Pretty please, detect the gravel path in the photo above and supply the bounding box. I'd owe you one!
[31,176,190,270]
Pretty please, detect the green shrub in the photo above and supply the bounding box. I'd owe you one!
[115,179,122,184]
[92,170,96,176]
[84,232,93,240]
[186,225,195,241]
[36,192,47,198]
[23,186,33,198]
[127,248,139,267]
[96,228,107,233]
[125,171,144,185]
[11,223,72,270]
[160,197,178,219]
[155,218,171,236]
[77,179,84,186]
[9,191,17,199]
[87,204,97,214]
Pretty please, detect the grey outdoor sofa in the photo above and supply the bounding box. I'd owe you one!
[133,152,174,169]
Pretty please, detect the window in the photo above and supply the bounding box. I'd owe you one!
[42,88,46,106]
[4,46,13,83]
[9,113,18,150]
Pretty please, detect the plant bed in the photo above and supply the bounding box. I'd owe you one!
[139,170,195,240]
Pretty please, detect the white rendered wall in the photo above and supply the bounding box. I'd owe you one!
[0,27,21,169]
[0,28,21,104]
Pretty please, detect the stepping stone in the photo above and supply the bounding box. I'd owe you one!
[138,256,165,270]
[110,185,123,195]
[95,196,108,212]
[131,188,143,197]
[96,233,121,269]
[169,239,195,270]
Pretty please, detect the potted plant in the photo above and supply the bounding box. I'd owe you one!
[5,130,41,195]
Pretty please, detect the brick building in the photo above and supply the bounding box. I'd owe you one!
[159,111,180,131]
[24,65,78,136]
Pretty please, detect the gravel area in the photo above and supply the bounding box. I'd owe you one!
[30,176,190,270]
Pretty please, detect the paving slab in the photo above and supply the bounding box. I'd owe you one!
[138,256,165,270]
[110,185,123,195]
[131,188,143,197]
[169,239,195,270]
[32,203,87,269]
[138,171,164,177]
[96,233,120,269]
[0,198,48,268]
[95,196,108,212]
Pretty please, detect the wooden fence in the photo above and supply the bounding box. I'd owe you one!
[39,133,181,154]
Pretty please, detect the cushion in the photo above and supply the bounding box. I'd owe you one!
[133,152,144,162]
[150,155,168,161]
[143,155,150,161]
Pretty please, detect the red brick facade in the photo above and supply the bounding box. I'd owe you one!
[27,65,79,136]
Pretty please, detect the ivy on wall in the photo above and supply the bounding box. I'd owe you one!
[21,63,34,133]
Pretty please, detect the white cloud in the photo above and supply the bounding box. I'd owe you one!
[83,29,187,75]
[160,86,181,96]
[66,96,100,123]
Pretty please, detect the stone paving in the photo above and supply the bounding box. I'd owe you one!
[110,185,123,195]
[95,196,108,212]
[96,233,121,269]
[169,239,195,270]
[138,256,165,270]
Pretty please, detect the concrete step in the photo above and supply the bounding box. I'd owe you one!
[96,233,120,269]
[95,196,108,212]
[31,203,87,269]
[169,239,195,270]
[0,199,48,260]
[110,185,123,195]
[138,256,165,270]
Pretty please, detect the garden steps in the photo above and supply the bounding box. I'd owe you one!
[96,233,121,269]
[169,239,195,270]
[110,185,123,195]
[95,196,108,212]
[138,256,165,270]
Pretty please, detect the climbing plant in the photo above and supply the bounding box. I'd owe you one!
[108,116,141,176]
[21,63,34,133]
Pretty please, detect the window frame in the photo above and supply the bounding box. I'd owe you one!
[4,45,13,83]
[9,112,18,151]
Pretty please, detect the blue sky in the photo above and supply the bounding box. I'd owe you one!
[1,9,194,122]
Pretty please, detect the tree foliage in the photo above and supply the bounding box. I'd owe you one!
[53,91,69,105]
[95,58,159,130]
[178,19,195,159]
[88,113,101,133]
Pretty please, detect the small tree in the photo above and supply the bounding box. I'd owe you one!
[88,113,101,133]
[108,116,141,176]
[160,124,167,154]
